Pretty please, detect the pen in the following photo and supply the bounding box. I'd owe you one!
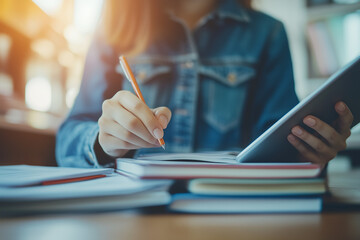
[119,55,166,150]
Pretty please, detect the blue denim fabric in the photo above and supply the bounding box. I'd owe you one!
[56,0,299,168]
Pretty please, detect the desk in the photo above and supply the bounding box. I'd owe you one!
[1,170,359,240]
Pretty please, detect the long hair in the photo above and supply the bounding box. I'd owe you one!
[100,0,252,56]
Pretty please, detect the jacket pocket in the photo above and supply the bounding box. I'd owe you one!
[116,61,173,108]
[198,64,255,133]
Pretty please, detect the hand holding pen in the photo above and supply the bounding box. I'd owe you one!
[97,56,171,158]
[119,56,167,149]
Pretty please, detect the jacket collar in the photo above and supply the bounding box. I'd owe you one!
[216,0,250,23]
[167,0,250,26]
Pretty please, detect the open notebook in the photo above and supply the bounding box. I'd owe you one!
[137,151,239,164]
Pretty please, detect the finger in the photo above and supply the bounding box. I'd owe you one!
[114,107,160,145]
[117,91,164,140]
[303,116,343,148]
[334,101,353,137]
[105,99,159,145]
[100,118,159,148]
[291,126,336,160]
[152,107,172,129]
[287,134,322,164]
[99,133,141,156]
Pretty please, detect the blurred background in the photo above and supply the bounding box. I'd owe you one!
[0,0,359,167]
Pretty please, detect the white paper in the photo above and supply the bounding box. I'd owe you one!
[0,174,172,202]
[137,151,239,163]
[0,165,114,187]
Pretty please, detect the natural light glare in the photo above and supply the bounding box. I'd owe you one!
[25,77,52,112]
[66,87,78,108]
[0,33,12,64]
[31,39,55,59]
[58,50,75,67]
[63,25,81,43]
[74,0,103,33]
[32,0,63,16]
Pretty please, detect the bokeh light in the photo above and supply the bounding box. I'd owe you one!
[25,77,52,112]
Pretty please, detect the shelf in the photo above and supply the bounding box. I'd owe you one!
[307,2,360,22]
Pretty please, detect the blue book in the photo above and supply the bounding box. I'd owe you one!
[169,194,322,214]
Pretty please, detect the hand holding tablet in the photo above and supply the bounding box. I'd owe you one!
[236,55,360,164]
[288,101,353,167]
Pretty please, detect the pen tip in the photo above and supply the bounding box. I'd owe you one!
[161,144,166,150]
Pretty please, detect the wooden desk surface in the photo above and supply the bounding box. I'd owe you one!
[1,170,360,240]
[1,211,360,240]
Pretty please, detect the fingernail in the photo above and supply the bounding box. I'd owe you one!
[337,103,345,112]
[287,134,296,143]
[304,117,316,127]
[159,115,168,129]
[292,127,303,136]
[153,128,163,140]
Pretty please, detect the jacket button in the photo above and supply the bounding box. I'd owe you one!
[227,72,237,83]
[183,61,194,69]
[137,71,147,82]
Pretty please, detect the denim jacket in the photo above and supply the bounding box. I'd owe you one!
[56,0,299,168]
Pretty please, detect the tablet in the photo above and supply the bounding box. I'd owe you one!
[236,55,360,163]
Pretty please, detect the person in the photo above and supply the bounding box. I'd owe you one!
[56,0,353,168]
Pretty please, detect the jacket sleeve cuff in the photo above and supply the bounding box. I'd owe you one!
[83,123,114,168]
[84,123,140,168]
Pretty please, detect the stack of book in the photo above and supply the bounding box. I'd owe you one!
[0,165,172,216]
[116,152,326,214]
